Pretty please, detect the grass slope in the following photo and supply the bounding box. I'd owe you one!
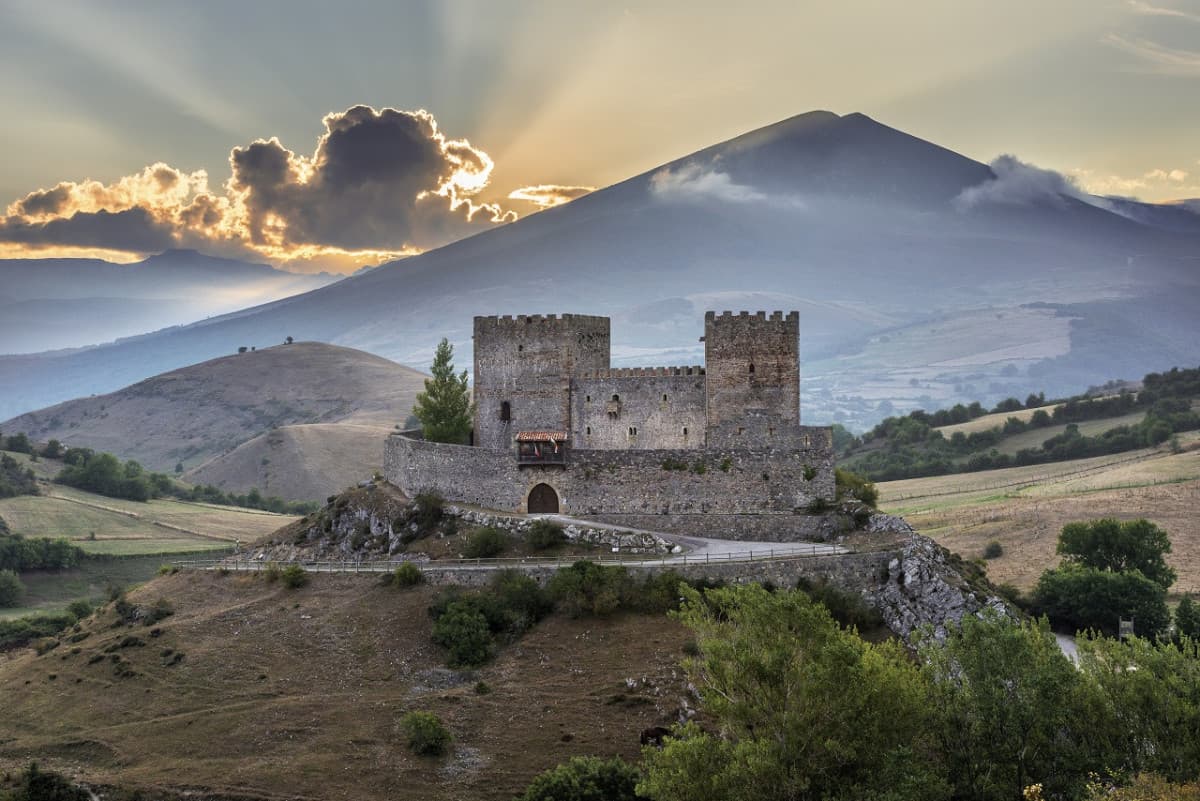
[879,431,1200,594]
[0,572,690,801]
[0,342,425,473]
[184,422,394,502]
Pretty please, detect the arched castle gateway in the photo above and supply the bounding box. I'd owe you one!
[383,311,837,542]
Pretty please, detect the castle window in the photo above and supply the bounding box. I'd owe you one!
[500,401,511,421]
[612,394,620,402]
[737,427,745,435]
[586,395,591,402]
[518,344,524,352]
[662,393,668,402]
[768,427,774,437]
[586,426,591,435]
[629,426,638,436]
[683,427,688,437]
[749,363,755,374]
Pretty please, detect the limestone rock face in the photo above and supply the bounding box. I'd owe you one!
[865,513,1013,639]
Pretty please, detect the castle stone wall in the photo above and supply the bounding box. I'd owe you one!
[384,430,835,541]
[571,369,706,449]
[472,314,610,451]
[704,311,800,448]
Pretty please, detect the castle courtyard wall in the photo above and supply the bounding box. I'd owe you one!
[384,429,836,541]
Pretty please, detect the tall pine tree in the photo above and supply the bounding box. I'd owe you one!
[412,338,473,444]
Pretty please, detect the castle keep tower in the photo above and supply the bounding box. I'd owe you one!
[703,311,800,446]
[472,314,610,451]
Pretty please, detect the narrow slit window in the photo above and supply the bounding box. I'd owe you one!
[748,363,755,374]
[629,426,638,436]
[586,426,591,435]
[683,427,688,436]
[500,401,511,421]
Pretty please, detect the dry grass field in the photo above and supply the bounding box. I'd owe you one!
[0,484,296,556]
[184,422,394,501]
[0,572,691,801]
[880,432,1200,594]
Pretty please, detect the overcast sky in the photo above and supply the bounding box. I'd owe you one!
[1,0,1197,270]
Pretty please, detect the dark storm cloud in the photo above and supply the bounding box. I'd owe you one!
[0,106,520,268]
[0,206,175,252]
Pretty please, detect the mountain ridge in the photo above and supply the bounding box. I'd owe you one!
[2,110,1198,427]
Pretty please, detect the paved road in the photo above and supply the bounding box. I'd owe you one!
[542,513,845,560]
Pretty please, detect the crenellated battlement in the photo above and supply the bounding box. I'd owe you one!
[704,310,799,326]
[578,365,706,379]
[474,313,611,331]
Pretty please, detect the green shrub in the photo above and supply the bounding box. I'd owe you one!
[400,710,452,756]
[835,468,878,507]
[983,541,1004,560]
[474,680,492,695]
[392,562,424,587]
[412,491,445,533]
[0,568,24,607]
[719,457,733,472]
[157,563,179,576]
[7,762,92,801]
[280,564,309,589]
[66,599,93,620]
[262,562,282,583]
[0,613,74,650]
[485,571,553,635]
[431,601,492,667]
[795,576,883,630]
[463,527,507,559]
[518,755,643,801]
[548,561,633,617]
[526,519,566,551]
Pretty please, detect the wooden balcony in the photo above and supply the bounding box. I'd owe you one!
[516,431,568,466]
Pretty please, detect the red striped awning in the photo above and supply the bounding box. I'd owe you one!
[516,431,568,442]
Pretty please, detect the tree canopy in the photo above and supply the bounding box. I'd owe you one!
[412,338,473,444]
[638,584,944,801]
[1057,518,1176,589]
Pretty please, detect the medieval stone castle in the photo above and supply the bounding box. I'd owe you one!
[384,311,836,541]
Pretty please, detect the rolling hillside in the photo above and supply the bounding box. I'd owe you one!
[183,423,394,502]
[878,430,1200,595]
[0,572,690,800]
[3,111,1199,428]
[1,342,425,478]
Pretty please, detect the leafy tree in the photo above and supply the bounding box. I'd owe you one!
[1177,596,1200,639]
[1033,565,1170,638]
[412,338,473,444]
[3,433,32,454]
[0,569,24,607]
[520,756,644,801]
[1078,634,1200,782]
[1057,518,1176,589]
[40,439,63,459]
[920,612,1100,801]
[639,584,946,801]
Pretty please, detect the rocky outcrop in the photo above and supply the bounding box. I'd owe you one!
[862,513,1014,640]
